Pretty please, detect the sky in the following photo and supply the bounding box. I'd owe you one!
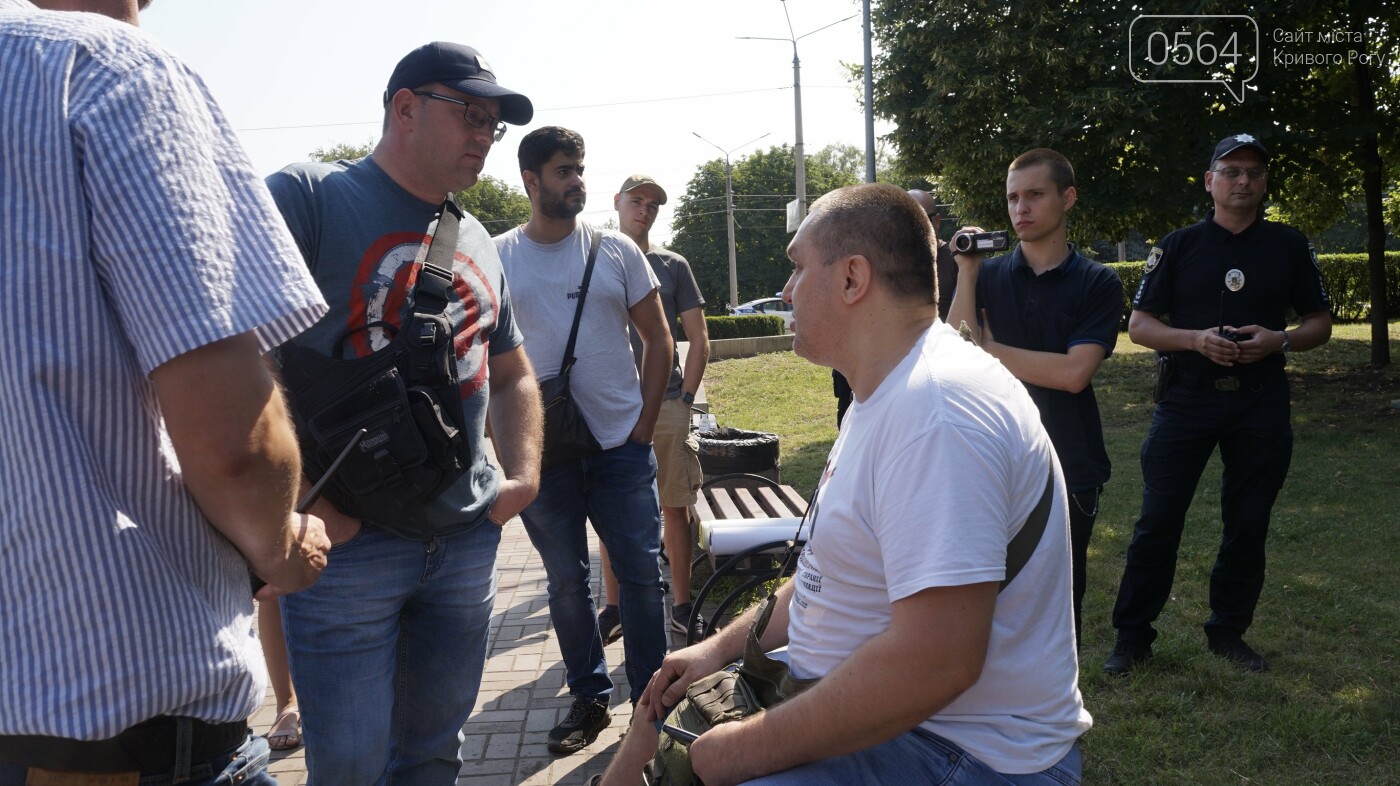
[142,0,893,242]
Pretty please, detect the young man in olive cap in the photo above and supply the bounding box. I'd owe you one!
[594,174,711,644]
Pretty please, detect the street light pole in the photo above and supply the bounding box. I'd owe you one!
[694,131,771,308]
[862,0,876,183]
[740,2,857,230]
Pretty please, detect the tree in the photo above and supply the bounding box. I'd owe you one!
[307,141,531,236]
[309,140,374,163]
[1235,1,1399,365]
[455,176,531,236]
[870,0,1399,363]
[669,144,858,312]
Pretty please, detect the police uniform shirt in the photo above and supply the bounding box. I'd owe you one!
[1133,210,1330,383]
[976,244,1122,492]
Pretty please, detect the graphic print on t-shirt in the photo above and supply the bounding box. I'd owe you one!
[793,454,838,609]
[344,231,499,398]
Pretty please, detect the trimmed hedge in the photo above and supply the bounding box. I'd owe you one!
[703,315,787,340]
[1105,252,1400,326]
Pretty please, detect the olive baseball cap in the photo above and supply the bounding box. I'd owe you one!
[618,174,668,204]
[384,42,533,125]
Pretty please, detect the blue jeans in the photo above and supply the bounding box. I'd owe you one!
[521,439,666,703]
[281,521,500,785]
[0,734,276,786]
[741,730,1082,785]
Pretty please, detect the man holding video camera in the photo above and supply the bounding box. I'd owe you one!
[948,148,1122,644]
[1104,133,1331,675]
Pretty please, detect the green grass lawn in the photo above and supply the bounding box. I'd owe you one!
[702,321,1400,784]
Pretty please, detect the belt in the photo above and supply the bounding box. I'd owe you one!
[0,716,247,773]
[1180,374,1270,393]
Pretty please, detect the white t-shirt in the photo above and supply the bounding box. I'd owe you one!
[495,224,659,449]
[786,322,1091,774]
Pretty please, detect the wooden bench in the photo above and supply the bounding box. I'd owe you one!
[683,474,810,644]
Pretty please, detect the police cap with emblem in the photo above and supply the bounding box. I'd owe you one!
[1210,133,1268,167]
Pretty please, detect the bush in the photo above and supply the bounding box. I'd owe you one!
[704,315,786,340]
[1105,252,1400,325]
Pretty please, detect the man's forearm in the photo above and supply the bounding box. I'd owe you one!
[945,263,981,342]
[990,343,1106,393]
[691,583,996,786]
[679,309,710,395]
[153,335,305,580]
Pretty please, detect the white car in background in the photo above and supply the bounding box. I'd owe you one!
[730,295,794,333]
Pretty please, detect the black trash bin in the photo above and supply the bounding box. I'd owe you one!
[696,427,780,483]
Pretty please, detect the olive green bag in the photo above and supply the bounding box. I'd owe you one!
[647,468,1054,786]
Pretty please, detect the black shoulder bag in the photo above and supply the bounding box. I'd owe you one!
[274,200,471,532]
[538,225,604,470]
[649,467,1057,786]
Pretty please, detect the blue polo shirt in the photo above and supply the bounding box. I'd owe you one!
[1133,210,1330,385]
[976,245,1122,491]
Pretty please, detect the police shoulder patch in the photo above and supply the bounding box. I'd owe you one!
[1144,246,1163,273]
[1308,242,1320,270]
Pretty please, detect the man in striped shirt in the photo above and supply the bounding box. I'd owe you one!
[0,1,331,783]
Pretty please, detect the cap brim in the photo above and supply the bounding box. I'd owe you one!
[1215,142,1268,162]
[443,77,534,125]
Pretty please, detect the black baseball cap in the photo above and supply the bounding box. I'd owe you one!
[1210,133,1269,167]
[385,42,533,125]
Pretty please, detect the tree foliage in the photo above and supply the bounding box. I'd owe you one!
[456,176,532,236]
[870,0,1399,363]
[669,144,859,312]
[306,140,531,235]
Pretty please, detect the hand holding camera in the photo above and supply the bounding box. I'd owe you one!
[951,229,1010,256]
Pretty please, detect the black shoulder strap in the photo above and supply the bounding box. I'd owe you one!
[412,199,464,317]
[1000,466,1055,592]
[748,462,1055,644]
[560,225,601,376]
[330,200,462,360]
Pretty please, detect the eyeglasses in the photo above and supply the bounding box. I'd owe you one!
[412,92,507,141]
[1212,166,1268,181]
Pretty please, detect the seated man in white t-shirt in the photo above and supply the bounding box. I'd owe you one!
[593,183,1091,786]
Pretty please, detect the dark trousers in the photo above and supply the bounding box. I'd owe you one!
[1111,377,1293,647]
[1068,486,1101,645]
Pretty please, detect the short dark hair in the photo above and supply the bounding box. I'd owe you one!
[805,183,936,306]
[518,126,585,175]
[1009,148,1075,193]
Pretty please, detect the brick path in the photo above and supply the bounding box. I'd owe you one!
[254,519,677,785]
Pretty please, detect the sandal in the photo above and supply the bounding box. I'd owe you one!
[266,706,302,751]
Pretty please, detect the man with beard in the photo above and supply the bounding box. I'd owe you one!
[948,148,1122,645]
[266,42,543,783]
[495,126,672,755]
[1104,134,1331,675]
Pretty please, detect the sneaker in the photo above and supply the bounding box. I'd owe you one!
[1207,635,1270,672]
[1103,641,1152,676]
[548,696,610,755]
[670,602,708,640]
[596,605,622,645]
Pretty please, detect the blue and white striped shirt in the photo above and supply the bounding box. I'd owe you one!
[0,1,327,739]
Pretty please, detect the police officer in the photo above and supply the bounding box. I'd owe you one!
[1104,133,1332,675]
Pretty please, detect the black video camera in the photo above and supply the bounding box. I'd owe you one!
[951,230,1010,255]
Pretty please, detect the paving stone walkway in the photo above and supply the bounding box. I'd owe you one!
[254,519,675,785]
